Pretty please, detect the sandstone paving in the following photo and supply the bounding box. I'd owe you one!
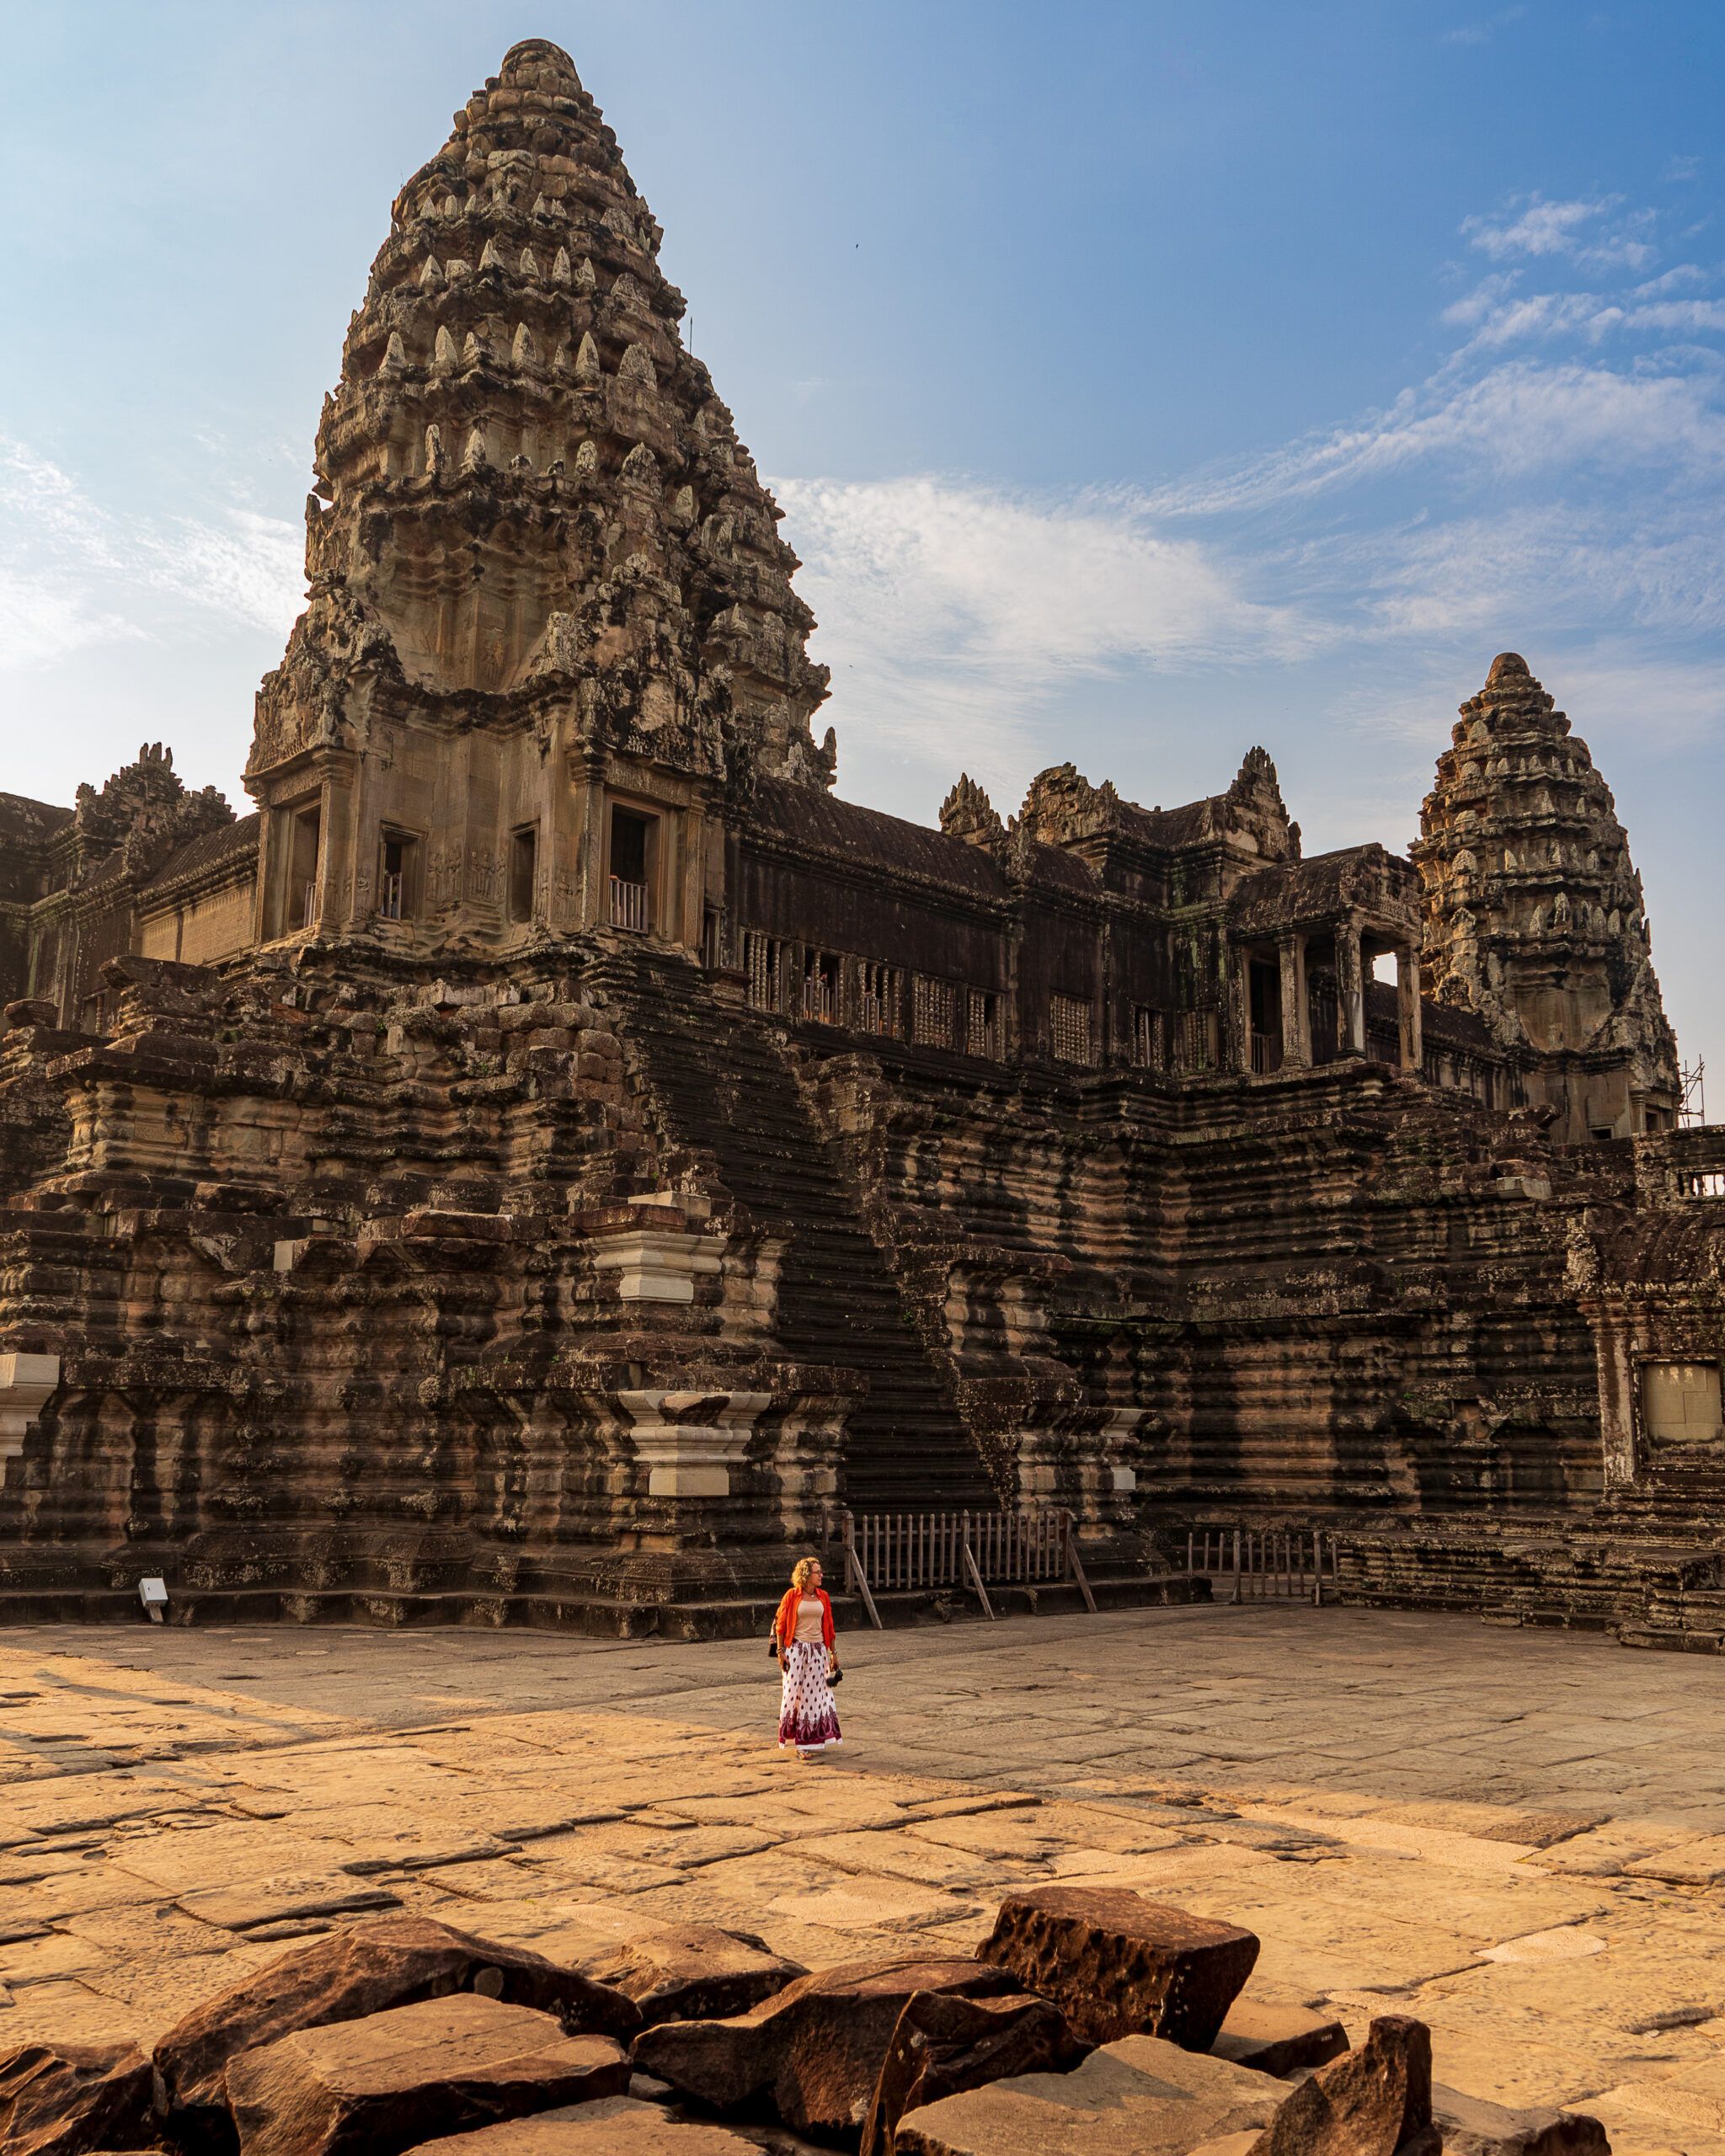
[3,1605,1725,2156]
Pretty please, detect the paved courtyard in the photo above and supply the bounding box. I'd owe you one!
[4,1603,1725,2153]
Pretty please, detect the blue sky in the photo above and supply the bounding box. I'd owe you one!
[3,2,1722,1091]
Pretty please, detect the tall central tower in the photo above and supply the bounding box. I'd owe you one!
[246,37,832,956]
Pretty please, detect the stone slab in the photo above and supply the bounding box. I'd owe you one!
[224,1993,628,2156]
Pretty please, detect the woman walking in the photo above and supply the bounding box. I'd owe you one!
[774,1556,842,1762]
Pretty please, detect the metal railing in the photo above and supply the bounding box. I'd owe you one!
[381,871,403,921]
[296,878,319,931]
[1250,1031,1282,1075]
[1187,1525,1338,1605]
[841,1507,1095,1627]
[610,876,650,931]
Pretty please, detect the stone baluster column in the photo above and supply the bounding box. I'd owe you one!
[1397,942,1423,1074]
[1335,921,1365,1057]
[1279,932,1310,1070]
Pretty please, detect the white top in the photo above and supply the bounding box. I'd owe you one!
[793,1594,825,1645]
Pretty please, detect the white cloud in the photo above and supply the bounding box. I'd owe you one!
[0,434,304,676]
[775,475,1311,777]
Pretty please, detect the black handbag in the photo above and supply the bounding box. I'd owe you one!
[830,1665,844,1685]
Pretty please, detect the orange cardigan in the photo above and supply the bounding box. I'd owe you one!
[773,1585,836,1651]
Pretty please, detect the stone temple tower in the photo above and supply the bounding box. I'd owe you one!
[246,37,834,957]
[1413,653,1680,1141]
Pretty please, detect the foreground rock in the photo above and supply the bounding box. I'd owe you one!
[225,1994,628,2156]
[527,1921,804,2026]
[0,2041,154,2156]
[155,1916,641,2144]
[1434,2084,1610,2156]
[1212,2001,1351,2079]
[405,2096,766,2152]
[631,1955,1020,2135]
[859,1989,1088,2156]
[977,1887,1259,2049]
[893,2031,1284,2155]
[1246,2016,1434,2156]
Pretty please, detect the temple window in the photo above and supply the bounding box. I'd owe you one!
[802,950,841,1022]
[379,830,420,921]
[913,976,955,1049]
[1642,1362,1722,1444]
[607,805,654,931]
[1051,995,1093,1066]
[1134,1006,1162,1069]
[857,962,902,1038]
[743,931,784,1013]
[508,826,537,923]
[290,803,322,931]
[967,989,1001,1059]
[702,906,723,970]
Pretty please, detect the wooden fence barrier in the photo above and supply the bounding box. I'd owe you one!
[1185,1525,1338,1606]
[840,1508,1095,1628]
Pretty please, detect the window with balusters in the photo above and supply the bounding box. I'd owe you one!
[966,989,1001,1059]
[742,931,785,1013]
[1051,995,1093,1065]
[857,961,902,1038]
[913,975,955,1049]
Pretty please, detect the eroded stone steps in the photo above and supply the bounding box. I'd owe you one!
[587,947,996,1512]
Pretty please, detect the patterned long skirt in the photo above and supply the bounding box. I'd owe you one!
[777,1641,842,1753]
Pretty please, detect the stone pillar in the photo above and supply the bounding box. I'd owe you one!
[1231,949,1254,1071]
[1335,921,1365,1056]
[590,1198,722,1302]
[1397,943,1423,1074]
[1278,933,1310,1070]
[617,1388,772,1497]
[0,1352,60,1468]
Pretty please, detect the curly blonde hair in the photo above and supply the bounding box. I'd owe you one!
[790,1555,821,1591]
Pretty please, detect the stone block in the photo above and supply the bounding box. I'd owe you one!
[858,1988,1088,2156]
[1432,2084,1610,2156]
[404,2095,762,2153]
[976,1886,1259,2048]
[1244,2015,1435,2156]
[526,1919,804,2025]
[154,1915,641,2145]
[892,2031,1283,2155]
[630,1953,1019,2136]
[0,2039,153,2156]
[1212,1999,1350,2079]
[224,1993,628,2156]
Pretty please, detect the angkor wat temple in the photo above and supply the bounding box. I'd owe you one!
[2,40,1721,1641]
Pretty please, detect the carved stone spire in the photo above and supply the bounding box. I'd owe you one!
[249,37,830,793]
[1413,653,1680,1137]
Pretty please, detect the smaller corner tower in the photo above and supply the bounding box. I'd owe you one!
[1413,652,1680,1140]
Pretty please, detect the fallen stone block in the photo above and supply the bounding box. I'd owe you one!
[0,2040,154,2156]
[154,1914,641,2147]
[976,1886,1259,2048]
[631,1953,1020,2136]
[405,2094,765,2151]
[1245,2015,1434,2156]
[225,1993,628,2156]
[1212,2000,1351,2079]
[529,1920,804,2025]
[893,2031,1283,2155]
[1434,2083,1610,2156]
[859,1988,1088,2156]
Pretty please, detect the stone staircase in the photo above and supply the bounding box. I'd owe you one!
[590,945,997,1513]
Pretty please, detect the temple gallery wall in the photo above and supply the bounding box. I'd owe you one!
[1,38,1722,1643]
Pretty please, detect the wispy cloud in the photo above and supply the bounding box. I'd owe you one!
[776,475,1311,776]
[0,435,304,676]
